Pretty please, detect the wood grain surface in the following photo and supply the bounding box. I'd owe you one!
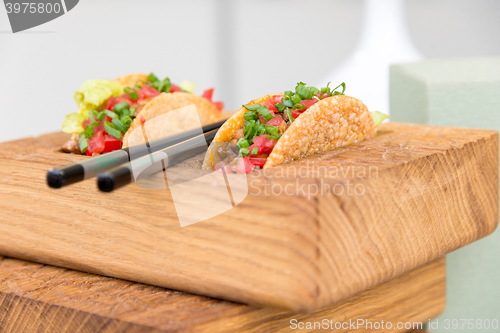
[0,256,445,333]
[0,123,497,311]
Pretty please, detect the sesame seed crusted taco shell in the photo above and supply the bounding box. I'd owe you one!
[202,94,375,170]
[265,95,375,168]
[113,73,148,88]
[123,92,224,148]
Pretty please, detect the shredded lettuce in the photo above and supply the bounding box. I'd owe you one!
[371,111,389,126]
[179,80,196,94]
[63,80,123,134]
[73,80,123,112]
[62,112,87,134]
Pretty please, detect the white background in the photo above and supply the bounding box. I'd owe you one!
[0,0,499,142]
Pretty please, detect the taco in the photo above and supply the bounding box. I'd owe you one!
[202,82,388,173]
[61,73,225,156]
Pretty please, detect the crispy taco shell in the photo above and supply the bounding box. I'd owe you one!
[202,94,375,170]
[113,73,149,88]
[123,92,224,147]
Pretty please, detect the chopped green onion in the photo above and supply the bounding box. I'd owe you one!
[265,125,280,140]
[282,99,294,108]
[251,148,258,156]
[243,104,261,111]
[275,103,286,112]
[96,111,105,121]
[239,147,250,156]
[331,82,346,95]
[297,85,313,100]
[89,110,99,124]
[157,78,172,93]
[244,112,258,121]
[284,90,293,97]
[79,135,88,153]
[291,95,302,104]
[308,86,319,95]
[104,121,122,140]
[257,105,273,121]
[103,110,117,119]
[124,87,139,100]
[286,107,294,123]
[293,103,305,110]
[237,138,249,148]
[129,108,135,116]
[321,82,331,94]
[112,117,128,133]
[134,80,146,89]
[84,125,94,139]
[113,102,129,113]
[120,115,133,127]
[146,73,159,82]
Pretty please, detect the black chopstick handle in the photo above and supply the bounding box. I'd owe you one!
[47,149,129,188]
[97,129,217,192]
[47,119,226,189]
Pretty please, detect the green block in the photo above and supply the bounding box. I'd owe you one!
[390,57,500,333]
[390,57,500,128]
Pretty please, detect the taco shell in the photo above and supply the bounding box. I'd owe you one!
[123,92,225,147]
[113,73,148,88]
[203,94,376,170]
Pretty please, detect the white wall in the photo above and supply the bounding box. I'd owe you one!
[0,0,499,142]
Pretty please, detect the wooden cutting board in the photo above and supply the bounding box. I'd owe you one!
[0,256,444,333]
[0,123,497,312]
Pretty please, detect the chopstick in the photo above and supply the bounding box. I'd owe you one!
[97,129,217,192]
[47,119,226,188]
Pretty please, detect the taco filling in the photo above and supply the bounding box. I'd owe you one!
[61,73,224,156]
[212,82,348,173]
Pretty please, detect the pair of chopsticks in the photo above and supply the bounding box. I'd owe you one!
[47,119,225,192]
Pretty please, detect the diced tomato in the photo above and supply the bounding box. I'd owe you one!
[202,88,214,102]
[85,131,105,156]
[262,99,277,113]
[82,118,91,129]
[140,116,146,124]
[140,84,160,98]
[245,156,267,167]
[233,157,255,174]
[270,95,283,106]
[291,110,302,119]
[170,84,182,93]
[266,116,283,127]
[106,94,132,111]
[102,134,122,153]
[213,101,224,111]
[249,135,278,155]
[299,99,318,109]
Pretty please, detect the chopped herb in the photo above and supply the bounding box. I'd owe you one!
[104,121,122,139]
[239,147,250,156]
[251,147,258,156]
[237,138,250,148]
[124,87,139,100]
[113,102,129,113]
[282,99,294,108]
[243,104,261,111]
[286,107,294,123]
[83,125,94,139]
[257,105,273,121]
[78,135,88,153]
[103,110,117,119]
[112,117,128,133]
